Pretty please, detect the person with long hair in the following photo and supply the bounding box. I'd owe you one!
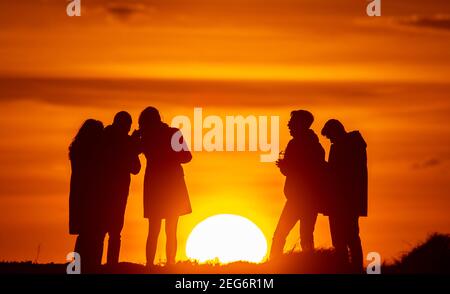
[68,119,105,273]
[136,107,192,267]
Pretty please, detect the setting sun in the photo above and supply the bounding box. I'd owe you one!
[186,214,268,264]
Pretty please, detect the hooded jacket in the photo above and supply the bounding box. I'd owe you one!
[327,131,368,217]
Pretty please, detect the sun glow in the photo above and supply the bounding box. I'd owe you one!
[186,214,268,264]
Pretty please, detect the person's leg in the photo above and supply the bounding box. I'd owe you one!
[146,219,162,266]
[165,217,179,265]
[74,234,86,273]
[78,234,91,273]
[107,229,121,265]
[107,209,125,265]
[74,235,82,254]
[270,201,299,260]
[347,216,363,273]
[81,231,104,273]
[299,213,317,252]
[329,215,349,266]
[92,231,105,272]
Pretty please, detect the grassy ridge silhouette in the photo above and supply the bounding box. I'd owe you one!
[383,233,450,274]
[1,233,448,274]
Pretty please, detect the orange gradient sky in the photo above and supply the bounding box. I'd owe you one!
[0,1,449,265]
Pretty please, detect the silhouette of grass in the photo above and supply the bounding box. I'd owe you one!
[383,233,450,274]
[1,233,448,274]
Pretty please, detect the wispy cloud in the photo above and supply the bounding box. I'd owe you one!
[412,158,443,170]
[105,2,155,21]
[401,15,450,32]
[0,77,415,108]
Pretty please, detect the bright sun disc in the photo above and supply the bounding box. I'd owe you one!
[186,214,267,264]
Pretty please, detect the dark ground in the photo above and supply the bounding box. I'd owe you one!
[1,233,448,274]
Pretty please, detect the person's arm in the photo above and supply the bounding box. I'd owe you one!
[317,143,326,162]
[277,141,293,176]
[128,131,142,175]
[131,130,143,154]
[171,129,192,164]
[129,153,141,175]
[328,144,337,169]
[176,135,192,164]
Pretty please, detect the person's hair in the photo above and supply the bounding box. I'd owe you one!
[113,111,132,126]
[69,119,104,160]
[139,106,161,128]
[290,110,314,129]
[321,119,345,137]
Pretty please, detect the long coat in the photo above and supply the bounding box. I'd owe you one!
[327,131,368,217]
[141,124,192,219]
[69,144,104,235]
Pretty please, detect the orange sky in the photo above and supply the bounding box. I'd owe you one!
[0,0,449,265]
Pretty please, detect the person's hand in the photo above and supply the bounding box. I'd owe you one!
[131,129,141,140]
[276,159,285,168]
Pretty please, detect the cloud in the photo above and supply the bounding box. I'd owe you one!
[105,2,153,21]
[0,77,398,108]
[412,158,443,170]
[401,15,450,32]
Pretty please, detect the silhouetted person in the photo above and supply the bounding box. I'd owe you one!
[69,119,105,273]
[101,112,141,265]
[137,107,192,267]
[321,119,368,273]
[270,110,326,259]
